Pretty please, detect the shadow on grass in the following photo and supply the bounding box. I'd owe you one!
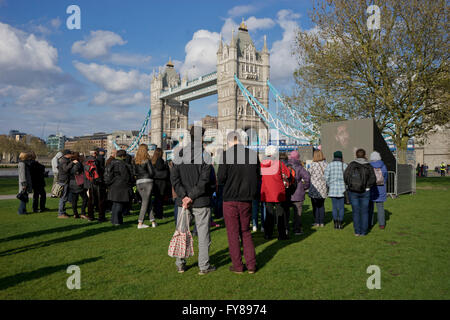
[0,256,102,290]
[0,221,107,244]
[0,221,135,257]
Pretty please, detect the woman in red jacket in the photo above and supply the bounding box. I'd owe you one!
[261,145,291,240]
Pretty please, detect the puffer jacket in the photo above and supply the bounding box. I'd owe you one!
[370,160,388,202]
[287,159,311,202]
[260,159,290,203]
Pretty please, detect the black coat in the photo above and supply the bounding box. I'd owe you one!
[153,158,170,197]
[105,158,133,202]
[170,143,212,208]
[69,162,85,194]
[57,156,74,184]
[217,144,261,202]
[29,160,46,189]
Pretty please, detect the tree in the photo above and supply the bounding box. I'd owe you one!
[289,0,449,163]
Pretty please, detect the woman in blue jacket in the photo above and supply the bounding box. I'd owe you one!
[369,151,388,229]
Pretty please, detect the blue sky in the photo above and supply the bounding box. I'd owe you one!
[0,0,315,138]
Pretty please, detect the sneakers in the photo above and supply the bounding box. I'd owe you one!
[177,266,185,273]
[152,221,157,228]
[211,221,220,228]
[198,266,216,275]
[248,268,256,274]
[80,215,89,220]
[380,225,385,230]
[294,230,303,235]
[138,224,149,229]
[58,214,69,219]
[229,266,243,274]
[252,226,257,232]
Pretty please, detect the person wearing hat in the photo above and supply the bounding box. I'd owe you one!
[57,149,75,218]
[369,151,388,229]
[324,151,348,229]
[287,150,311,235]
[260,145,291,240]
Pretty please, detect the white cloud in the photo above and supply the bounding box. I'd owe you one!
[245,17,275,30]
[220,18,239,42]
[179,30,221,79]
[0,22,60,73]
[72,30,126,59]
[228,5,256,17]
[108,53,151,67]
[269,10,301,84]
[91,91,147,107]
[74,62,151,93]
[50,17,62,29]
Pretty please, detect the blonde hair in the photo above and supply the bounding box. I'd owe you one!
[135,144,151,165]
[313,150,325,162]
[19,152,29,161]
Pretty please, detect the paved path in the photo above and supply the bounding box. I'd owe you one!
[0,193,53,200]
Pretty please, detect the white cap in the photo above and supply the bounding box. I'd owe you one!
[265,145,278,157]
[370,151,381,161]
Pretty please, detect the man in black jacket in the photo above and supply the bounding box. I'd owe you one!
[29,151,48,213]
[84,150,106,222]
[104,149,134,225]
[217,131,260,274]
[57,149,74,218]
[170,125,216,275]
[344,148,376,236]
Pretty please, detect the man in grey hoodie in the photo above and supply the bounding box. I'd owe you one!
[344,149,376,236]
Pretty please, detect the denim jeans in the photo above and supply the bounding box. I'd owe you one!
[349,191,371,235]
[369,201,386,227]
[58,183,69,215]
[252,200,265,229]
[311,197,325,224]
[18,199,27,214]
[331,197,345,221]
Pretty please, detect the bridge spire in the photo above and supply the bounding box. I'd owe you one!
[230,29,235,47]
[218,33,223,53]
[263,35,268,53]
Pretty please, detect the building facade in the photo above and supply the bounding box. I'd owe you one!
[64,132,109,151]
[415,125,450,171]
[47,134,67,151]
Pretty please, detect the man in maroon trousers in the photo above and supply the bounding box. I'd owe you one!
[217,131,260,274]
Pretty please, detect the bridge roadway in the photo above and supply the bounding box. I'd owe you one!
[159,71,218,102]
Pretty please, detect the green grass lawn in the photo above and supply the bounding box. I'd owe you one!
[0,177,449,299]
[0,177,53,195]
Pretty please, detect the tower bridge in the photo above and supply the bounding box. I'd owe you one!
[115,20,317,153]
[150,20,270,149]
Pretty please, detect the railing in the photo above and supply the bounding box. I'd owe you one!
[386,171,396,198]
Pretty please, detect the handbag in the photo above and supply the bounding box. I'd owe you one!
[16,190,29,203]
[51,182,64,198]
[75,173,84,186]
[341,162,351,205]
[168,207,195,259]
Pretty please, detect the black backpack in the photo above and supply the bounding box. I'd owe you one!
[347,163,367,193]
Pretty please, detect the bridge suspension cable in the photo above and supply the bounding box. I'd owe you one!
[113,109,151,153]
[266,80,318,140]
[234,75,311,144]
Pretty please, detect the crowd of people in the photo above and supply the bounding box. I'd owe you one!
[17,125,390,274]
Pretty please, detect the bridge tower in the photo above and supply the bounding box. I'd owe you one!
[216,20,269,145]
[150,60,189,149]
